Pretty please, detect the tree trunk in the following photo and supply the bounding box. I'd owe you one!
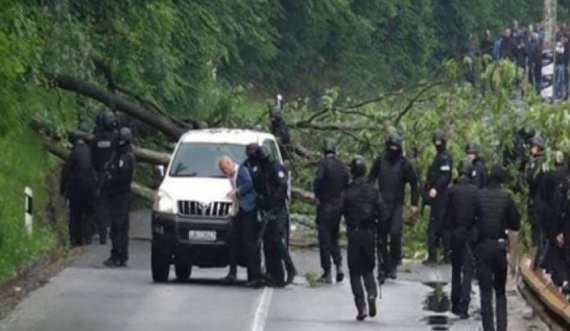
[49,74,187,139]
[544,0,557,51]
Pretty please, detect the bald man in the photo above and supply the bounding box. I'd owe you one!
[219,156,262,288]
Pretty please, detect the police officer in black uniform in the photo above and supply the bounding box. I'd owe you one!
[369,133,418,281]
[269,104,291,160]
[61,130,97,246]
[424,130,453,264]
[91,110,119,244]
[103,127,136,267]
[473,165,520,331]
[526,135,547,269]
[343,156,386,321]
[465,142,487,188]
[257,146,297,286]
[446,160,478,319]
[537,151,568,284]
[314,138,349,284]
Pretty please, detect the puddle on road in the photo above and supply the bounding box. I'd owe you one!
[421,281,452,330]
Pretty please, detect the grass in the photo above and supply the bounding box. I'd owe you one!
[0,127,59,283]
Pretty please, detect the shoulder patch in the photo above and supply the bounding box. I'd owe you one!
[440,165,451,171]
[97,140,112,148]
[278,171,285,178]
[472,170,477,177]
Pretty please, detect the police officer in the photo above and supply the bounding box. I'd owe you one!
[103,127,136,267]
[424,130,453,264]
[465,142,487,188]
[526,135,547,269]
[537,151,568,284]
[446,160,477,319]
[503,126,535,172]
[91,110,119,244]
[257,146,297,286]
[61,130,97,246]
[314,138,349,283]
[343,156,386,321]
[269,104,291,160]
[473,165,520,331]
[369,133,418,281]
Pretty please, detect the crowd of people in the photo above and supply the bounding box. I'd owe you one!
[311,126,570,330]
[60,110,136,267]
[465,20,570,99]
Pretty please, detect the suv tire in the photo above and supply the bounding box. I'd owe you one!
[152,245,170,283]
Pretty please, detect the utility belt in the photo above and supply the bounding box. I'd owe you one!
[477,237,508,251]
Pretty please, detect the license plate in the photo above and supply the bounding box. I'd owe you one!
[189,230,216,242]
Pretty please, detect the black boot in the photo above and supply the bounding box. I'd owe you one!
[285,263,297,285]
[103,257,120,267]
[336,265,344,283]
[368,297,377,317]
[320,272,333,284]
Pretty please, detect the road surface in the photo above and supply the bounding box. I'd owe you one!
[0,211,547,331]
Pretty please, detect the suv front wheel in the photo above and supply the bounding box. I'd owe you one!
[151,245,171,283]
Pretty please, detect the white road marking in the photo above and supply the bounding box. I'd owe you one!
[251,287,273,331]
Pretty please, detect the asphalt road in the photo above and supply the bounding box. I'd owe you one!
[0,211,547,331]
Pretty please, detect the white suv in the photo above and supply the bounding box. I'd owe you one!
[151,129,283,282]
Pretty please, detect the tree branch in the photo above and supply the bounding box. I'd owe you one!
[48,74,187,139]
[394,81,444,126]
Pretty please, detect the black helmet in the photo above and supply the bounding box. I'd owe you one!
[519,126,536,140]
[432,130,447,145]
[245,143,259,159]
[386,133,403,148]
[118,127,132,145]
[458,159,473,176]
[465,142,480,155]
[256,145,271,161]
[530,135,545,149]
[350,155,367,178]
[323,138,337,154]
[489,164,508,183]
[101,110,117,130]
[196,121,208,129]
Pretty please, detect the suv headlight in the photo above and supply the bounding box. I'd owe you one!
[153,191,175,214]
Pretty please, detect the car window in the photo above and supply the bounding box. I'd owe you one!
[169,143,245,177]
[262,139,281,163]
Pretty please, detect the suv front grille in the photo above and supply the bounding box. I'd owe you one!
[178,200,232,218]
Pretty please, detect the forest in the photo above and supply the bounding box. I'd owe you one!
[2,0,570,282]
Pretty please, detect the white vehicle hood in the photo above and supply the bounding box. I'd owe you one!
[159,177,233,203]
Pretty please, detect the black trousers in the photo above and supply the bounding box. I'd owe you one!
[109,193,130,262]
[427,194,449,261]
[96,192,113,242]
[263,207,294,284]
[69,190,95,245]
[475,241,508,331]
[378,202,403,274]
[450,240,474,314]
[348,229,377,311]
[228,210,261,281]
[316,201,342,273]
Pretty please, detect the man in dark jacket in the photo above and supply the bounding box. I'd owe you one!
[103,127,136,267]
[61,131,97,246]
[91,110,119,244]
[220,154,261,287]
[369,133,418,280]
[343,156,387,321]
[473,165,521,331]
[465,142,487,188]
[424,130,453,264]
[446,160,478,319]
[314,138,350,283]
[537,151,568,285]
[526,135,548,269]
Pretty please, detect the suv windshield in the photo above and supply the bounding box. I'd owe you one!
[169,143,246,177]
